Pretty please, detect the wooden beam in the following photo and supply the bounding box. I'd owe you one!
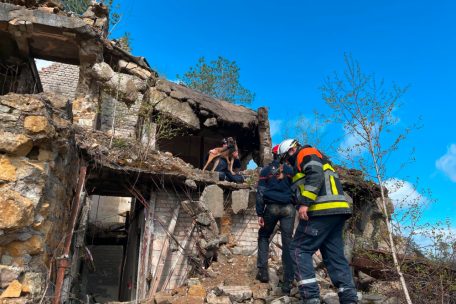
[161,223,196,290]
[136,192,156,300]
[148,203,181,298]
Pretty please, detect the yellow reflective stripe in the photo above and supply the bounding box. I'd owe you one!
[303,191,317,201]
[330,175,338,195]
[308,201,349,211]
[298,185,317,201]
[292,172,305,183]
[323,164,335,172]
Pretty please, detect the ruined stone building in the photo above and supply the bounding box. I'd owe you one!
[0,1,276,302]
[0,2,420,304]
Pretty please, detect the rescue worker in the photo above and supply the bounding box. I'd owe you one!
[256,145,296,294]
[278,139,358,304]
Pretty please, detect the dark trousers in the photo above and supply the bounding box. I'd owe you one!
[219,172,245,183]
[257,203,296,285]
[290,214,357,303]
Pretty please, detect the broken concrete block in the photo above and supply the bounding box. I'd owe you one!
[204,117,218,127]
[174,296,205,304]
[170,89,187,100]
[118,59,152,80]
[200,185,224,218]
[268,268,280,289]
[358,271,375,286]
[90,62,141,104]
[185,179,197,189]
[231,189,250,214]
[216,286,253,302]
[155,97,200,130]
[206,290,232,304]
[187,278,201,287]
[270,296,291,304]
[188,284,206,297]
[322,292,339,304]
[196,213,212,226]
[0,279,22,298]
[252,285,269,300]
[154,291,174,304]
[90,62,113,81]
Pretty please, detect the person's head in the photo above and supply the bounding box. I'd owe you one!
[221,138,228,147]
[278,139,300,163]
[272,144,280,160]
[232,150,239,159]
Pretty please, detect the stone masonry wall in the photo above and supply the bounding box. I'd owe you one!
[0,93,79,301]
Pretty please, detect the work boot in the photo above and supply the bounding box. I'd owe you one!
[303,298,321,304]
[256,268,269,283]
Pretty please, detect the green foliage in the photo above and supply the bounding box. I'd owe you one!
[104,0,120,29]
[111,137,129,149]
[282,110,331,151]
[177,56,255,105]
[116,32,133,53]
[61,0,90,14]
[61,0,132,52]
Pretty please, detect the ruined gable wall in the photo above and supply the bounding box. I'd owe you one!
[39,62,80,101]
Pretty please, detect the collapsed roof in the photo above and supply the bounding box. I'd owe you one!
[0,1,273,169]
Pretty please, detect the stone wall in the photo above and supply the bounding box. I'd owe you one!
[0,93,79,301]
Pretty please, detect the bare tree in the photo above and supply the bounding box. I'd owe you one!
[281,110,331,151]
[321,54,414,303]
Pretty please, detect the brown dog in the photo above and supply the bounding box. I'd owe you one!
[202,137,238,173]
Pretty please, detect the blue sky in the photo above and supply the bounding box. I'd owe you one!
[113,0,456,232]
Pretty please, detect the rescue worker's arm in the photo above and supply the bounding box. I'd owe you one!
[296,154,324,207]
[256,167,269,217]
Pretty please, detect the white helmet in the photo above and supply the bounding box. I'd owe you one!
[278,139,299,155]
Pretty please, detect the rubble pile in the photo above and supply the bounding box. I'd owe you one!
[75,126,219,184]
[152,254,402,304]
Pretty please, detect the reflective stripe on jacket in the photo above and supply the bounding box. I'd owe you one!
[291,147,351,217]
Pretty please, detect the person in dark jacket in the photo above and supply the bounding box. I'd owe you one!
[215,150,245,183]
[256,145,295,294]
[278,139,357,304]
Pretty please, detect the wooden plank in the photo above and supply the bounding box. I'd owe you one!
[161,223,196,291]
[136,192,156,300]
[148,203,181,298]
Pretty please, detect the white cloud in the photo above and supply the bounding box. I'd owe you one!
[338,124,367,157]
[436,144,456,182]
[34,59,54,71]
[411,227,456,249]
[384,178,427,208]
[269,119,282,137]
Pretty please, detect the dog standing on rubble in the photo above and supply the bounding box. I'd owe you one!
[202,137,238,174]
